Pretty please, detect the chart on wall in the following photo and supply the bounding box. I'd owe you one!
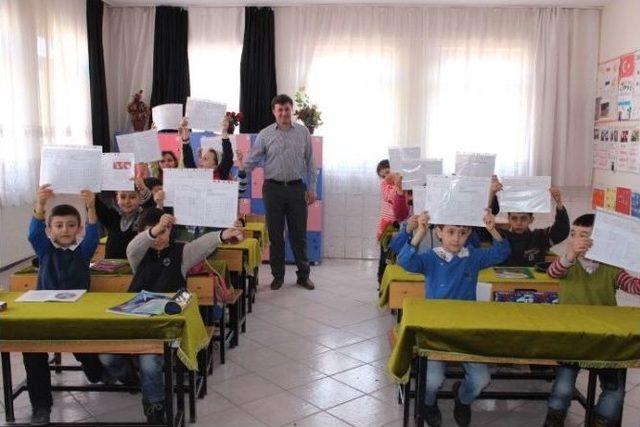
[593,50,640,175]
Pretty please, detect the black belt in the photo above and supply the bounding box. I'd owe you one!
[265,179,303,186]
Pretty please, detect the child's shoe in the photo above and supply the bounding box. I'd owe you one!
[452,381,471,427]
[30,406,51,426]
[143,400,166,424]
[424,403,442,427]
[543,408,567,427]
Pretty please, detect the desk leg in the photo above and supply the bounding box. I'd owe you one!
[1,352,15,422]
[415,356,426,426]
[176,359,186,424]
[164,344,175,427]
[585,370,597,427]
[617,370,627,427]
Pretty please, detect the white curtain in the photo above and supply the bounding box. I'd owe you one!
[0,0,92,207]
[103,6,155,143]
[275,6,600,259]
[189,7,244,112]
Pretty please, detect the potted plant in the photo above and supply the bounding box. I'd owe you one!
[225,111,244,134]
[294,88,323,135]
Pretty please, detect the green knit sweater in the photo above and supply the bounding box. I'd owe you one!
[559,262,621,306]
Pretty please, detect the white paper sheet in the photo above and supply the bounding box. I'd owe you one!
[185,97,226,132]
[497,176,551,213]
[16,289,86,303]
[389,147,443,189]
[455,152,496,177]
[39,145,102,194]
[152,103,183,131]
[586,209,640,272]
[115,130,161,163]
[410,185,428,215]
[173,180,239,228]
[200,136,236,159]
[163,168,214,207]
[101,153,135,191]
[425,175,491,227]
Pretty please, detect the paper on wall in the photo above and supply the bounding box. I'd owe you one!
[101,152,135,191]
[163,168,213,207]
[425,175,491,227]
[586,209,640,272]
[39,145,102,194]
[185,98,226,132]
[152,103,183,131]
[497,176,551,213]
[173,180,239,228]
[454,152,496,177]
[116,130,161,163]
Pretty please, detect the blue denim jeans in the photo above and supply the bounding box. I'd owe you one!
[99,354,164,404]
[548,366,625,422]
[424,361,491,406]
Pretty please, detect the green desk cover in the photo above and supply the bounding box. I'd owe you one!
[378,264,424,308]
[0,292,208,371]
[244,222,269,249]
[217,238,261,275]
[388,298,640,382]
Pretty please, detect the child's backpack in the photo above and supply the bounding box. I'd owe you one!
[187,259,230,320]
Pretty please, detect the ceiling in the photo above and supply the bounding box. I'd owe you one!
[105,0,610,8]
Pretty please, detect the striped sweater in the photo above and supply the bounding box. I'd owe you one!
[378,180,397,239]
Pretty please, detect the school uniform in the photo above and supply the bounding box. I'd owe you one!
[95,194,141,259]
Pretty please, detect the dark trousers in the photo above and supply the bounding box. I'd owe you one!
[262,181,310,281]
[22,353,103,409]
[377,246,389,284]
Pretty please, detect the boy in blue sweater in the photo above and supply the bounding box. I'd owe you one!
[397,210,510,427]
[25,184,103,425]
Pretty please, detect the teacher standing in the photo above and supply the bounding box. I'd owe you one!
[243,94,317,291]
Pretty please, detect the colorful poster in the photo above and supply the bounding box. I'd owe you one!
[616,187,632,215]
[592,188,605,209]
[632,192,640,219]
[605,187,617,211]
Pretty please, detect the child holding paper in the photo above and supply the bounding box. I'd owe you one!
[397,211,510,427]
[99,208,243,423]
[24,185,104,425]
[543,213,640,427]
[498,188,569,266]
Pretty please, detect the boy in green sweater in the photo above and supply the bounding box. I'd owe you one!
[544,213,640,427]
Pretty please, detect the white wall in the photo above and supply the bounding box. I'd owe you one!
[0,204,34,269]
[593,0,640,190]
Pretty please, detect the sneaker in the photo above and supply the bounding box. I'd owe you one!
[296,278,315,290]
[543,408,567,427]
[424,403,442,427]
[452,381,471,427]
[144,400,166,425]
[270,278,283,290]
[30,406,51,426]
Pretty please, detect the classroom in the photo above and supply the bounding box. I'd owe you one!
[1,0,640,426]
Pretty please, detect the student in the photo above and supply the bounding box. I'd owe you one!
[95,180,151,259]
[499,188,569,266]
[397,211,510,427]
[376,159,398,283]
[543,213,640,427]
[141,177,163,209]
[156,118,197,182]
[99,208,242,423]
[25,184,104,425]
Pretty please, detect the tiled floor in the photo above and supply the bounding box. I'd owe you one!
[1,259,640,426]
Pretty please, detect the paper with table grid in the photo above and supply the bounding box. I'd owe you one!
[425,175,491,227]
[39,145,102,194]
[163,168,214,207]
[173,180,239,228]
[586,209,640,272]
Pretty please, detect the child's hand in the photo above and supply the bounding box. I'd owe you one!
[221,116,230,138]
[80,190,96,209]
[179,117,190,142]
[133,177,148,192]
[151,214,175,237]
[221,228,244,243]
[36,184,54,210]
[566,236,592,261]
[490,175,503,194]
[406,215,419,232]
[417,211,430,230]
[483,209,496,231]
[550,187,563,208]
[153,190,165,206]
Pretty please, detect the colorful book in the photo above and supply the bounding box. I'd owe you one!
[90,259,129,273]
[592,188,605,209]
[616,187,632,215]
[107,290,191,317]
[632,192,640,219]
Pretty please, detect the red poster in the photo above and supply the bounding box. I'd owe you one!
[616,187,631,215]
[619,54,635,79]
[592,188,605,209]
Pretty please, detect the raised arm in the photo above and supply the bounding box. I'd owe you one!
[217,138,234,180]
[547,188,570,244]
[181,228,244,277]
[94,192,118,229]
[29,184,54,257]
[616,271,640,295]
[179,117,197,169]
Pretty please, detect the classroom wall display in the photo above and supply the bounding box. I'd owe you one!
[592,184,640,220]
